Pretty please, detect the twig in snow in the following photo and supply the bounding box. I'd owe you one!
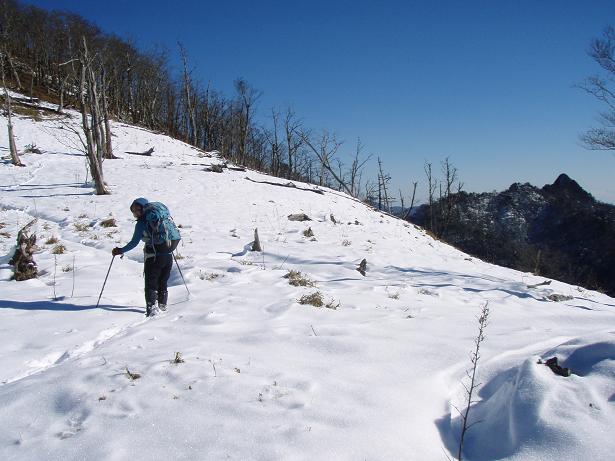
[274,254,290,271]
[208,359,217,377]
[311,325,318,336]
[71,256,75,297]
[125,367,141,380]
[53,254,57,300]
[456,301,490,461]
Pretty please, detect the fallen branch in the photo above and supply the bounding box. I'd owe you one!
[125,147,154,156]
[526,280,551,289]
[245,177,325,195]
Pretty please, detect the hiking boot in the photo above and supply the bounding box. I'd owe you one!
[146,304,159,317]
[158,303,167,312]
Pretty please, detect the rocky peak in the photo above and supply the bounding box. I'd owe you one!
[542,173,594,204]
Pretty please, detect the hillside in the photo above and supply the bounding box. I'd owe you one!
[411,175,615,297]
[1,101,615,460]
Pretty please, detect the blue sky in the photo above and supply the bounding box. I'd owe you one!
[26,0,615,203]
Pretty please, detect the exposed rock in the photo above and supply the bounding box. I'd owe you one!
[288,213,311,222]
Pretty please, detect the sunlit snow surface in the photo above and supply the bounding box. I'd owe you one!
[1,102,614,460]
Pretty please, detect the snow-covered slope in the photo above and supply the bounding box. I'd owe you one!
[1,104,615,460]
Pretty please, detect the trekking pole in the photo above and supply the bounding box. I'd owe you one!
[96,255,115,308]
[173,253,191,297]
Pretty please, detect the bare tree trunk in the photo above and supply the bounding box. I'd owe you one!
[101,66,115,159]
[284,107,302,179]
[1,55,23,166]
[301,130,353,196]
[425,162,436,233]
[234,78,261,166]
[349,138,371,197]
[4,49,21,90]
[179,43,197,146]
[377,158,391,212]
[79,41,108,195]
[57,72,69,113]
[409,181,417,211]
[84,52,106,162]
[403,182,418,220]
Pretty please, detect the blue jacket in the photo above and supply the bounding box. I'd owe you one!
[120,219,147,254]
[120,197,150,254]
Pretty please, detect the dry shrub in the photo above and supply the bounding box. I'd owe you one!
[298,291,323,307]
[303,227,314,237]
[52,244,66,254]
[74,223,90,232]
[45,236,59,245]
[285,270,315,287]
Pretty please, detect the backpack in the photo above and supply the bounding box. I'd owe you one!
[142,202,181,247]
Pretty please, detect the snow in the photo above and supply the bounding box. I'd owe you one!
[1,102,615,460]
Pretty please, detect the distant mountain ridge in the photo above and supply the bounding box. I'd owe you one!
[410,174,615,295]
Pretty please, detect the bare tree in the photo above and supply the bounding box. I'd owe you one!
[403,181,418,220]
[302,129,342,187]
[284,107,303,179]
[1,53,23,166]
[100,66,115,158]
[78,37,108,195]
[57,57,78,114]
[348,138,371,197]
[438,157,463,238]
[579,26,615,150]
[377,157,393,212]
[178,42,197,146]
[265,107,283,176]
[234,78,261,166]
[301,130,356,196]
[0,2,21,90]
[425,161,437,232]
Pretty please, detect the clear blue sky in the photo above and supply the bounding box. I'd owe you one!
[26,0,615,203]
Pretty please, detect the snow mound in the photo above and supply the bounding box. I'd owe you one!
[442,332,615,460]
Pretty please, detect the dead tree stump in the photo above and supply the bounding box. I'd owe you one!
[251,228,262,252]
[357,258,367,276]
[9,219,38,281]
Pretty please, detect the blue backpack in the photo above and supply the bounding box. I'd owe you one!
[143,202,181,247]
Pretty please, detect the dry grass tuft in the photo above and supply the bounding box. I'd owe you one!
[74,223,90,232]
[298,291,324,307]
[285,270,315,287]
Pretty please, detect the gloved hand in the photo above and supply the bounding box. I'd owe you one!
[112,247,123,256]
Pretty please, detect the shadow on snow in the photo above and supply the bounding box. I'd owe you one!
[0,299,143,313]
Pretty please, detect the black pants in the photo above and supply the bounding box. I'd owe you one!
[144,253,172,307]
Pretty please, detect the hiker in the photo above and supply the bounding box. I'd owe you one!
[112,198,181,316]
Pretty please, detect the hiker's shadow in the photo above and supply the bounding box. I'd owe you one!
[0,299,143,313]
